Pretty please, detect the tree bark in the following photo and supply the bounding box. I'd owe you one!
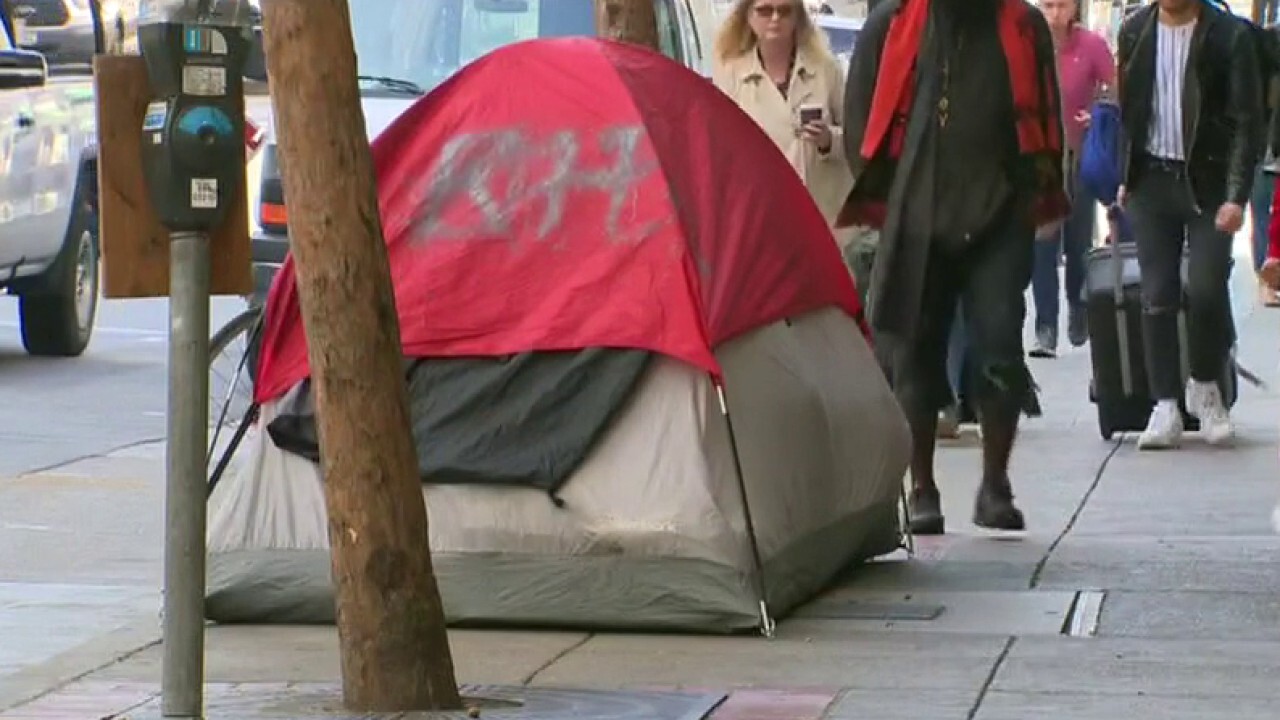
[595,0,661,49]
[258,0,461,712]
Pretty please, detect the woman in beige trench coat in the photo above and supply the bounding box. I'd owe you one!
[711,0,853,231]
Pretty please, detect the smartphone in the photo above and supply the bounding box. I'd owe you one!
[799,106,823,125]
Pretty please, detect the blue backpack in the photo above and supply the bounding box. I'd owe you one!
[1078,100,1125,207]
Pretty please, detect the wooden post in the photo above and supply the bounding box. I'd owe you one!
[595,0,662,49]
[258,0,461,712]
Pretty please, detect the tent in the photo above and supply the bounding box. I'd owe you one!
[206,37,911,633]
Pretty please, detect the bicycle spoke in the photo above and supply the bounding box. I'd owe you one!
[207,305,264,485]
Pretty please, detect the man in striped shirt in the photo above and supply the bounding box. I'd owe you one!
[1117,0,1263,449]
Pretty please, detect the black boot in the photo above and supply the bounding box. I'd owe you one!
[906,408,945,535]
[973,476,1026,531]
[974,392,1027,532]
[909,486,946,535]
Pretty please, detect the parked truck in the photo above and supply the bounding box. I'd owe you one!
[0,1,98,356]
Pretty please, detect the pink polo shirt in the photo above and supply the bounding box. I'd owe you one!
[1057,25,1115,152]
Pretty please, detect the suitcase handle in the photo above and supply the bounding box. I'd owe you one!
[1107,206,1135,396]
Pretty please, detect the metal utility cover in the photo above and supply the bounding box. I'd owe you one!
[794,590,1081,636]
[1061,590,1107,637]
[799,599,946,621]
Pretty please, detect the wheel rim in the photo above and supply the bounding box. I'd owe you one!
[208,308,258,479]
[209,310,256,431]
[73,230,97,331]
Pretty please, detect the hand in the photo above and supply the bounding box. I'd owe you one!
[1116,185,1127,208]
[1262,258,1280,290]
[1035,220,1063,240]
[1214,202,1245,233]
[1075,109,1091,128]
[802,121,833,154]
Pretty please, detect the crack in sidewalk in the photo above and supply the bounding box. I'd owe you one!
[965,635,1016,720]
[14,435,167,478]
[521,634,594,686]
[1027,436,1124,589]
[1,636,161,713]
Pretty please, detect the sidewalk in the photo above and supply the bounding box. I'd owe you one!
[4,280,1280,719]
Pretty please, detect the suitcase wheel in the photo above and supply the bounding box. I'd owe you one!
[1097,404,1115,441]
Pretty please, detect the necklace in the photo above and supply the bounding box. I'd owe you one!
[758,47,795,99]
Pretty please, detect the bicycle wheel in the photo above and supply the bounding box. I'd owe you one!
[208,306,262,479]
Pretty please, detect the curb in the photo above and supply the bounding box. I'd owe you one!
[0,612,161,713]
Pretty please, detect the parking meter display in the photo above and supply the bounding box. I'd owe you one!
[182,64,227,96]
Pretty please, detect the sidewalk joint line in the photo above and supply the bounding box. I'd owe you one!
[1027,437,1124,589]
[966,635,1015,720]
[520,633,594,686]
[16,435,166,477]
[1,636,161,713]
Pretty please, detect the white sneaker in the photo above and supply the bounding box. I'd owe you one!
[1137,400,1184,450]
[1186,380,1234,446]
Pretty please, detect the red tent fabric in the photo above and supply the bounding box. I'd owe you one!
[254,37,865,405]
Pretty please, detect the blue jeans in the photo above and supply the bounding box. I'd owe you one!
[1031,157,1094,330]
[1250,162,1272,273]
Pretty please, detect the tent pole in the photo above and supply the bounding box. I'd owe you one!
[207,403,259,497]
[899,482,916,557]
[714,382,776,639]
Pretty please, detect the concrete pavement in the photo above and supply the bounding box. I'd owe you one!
[2,268,1280,718]
[0,295,249,717]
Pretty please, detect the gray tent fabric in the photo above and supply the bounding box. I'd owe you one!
[206,307,911,632]
[267,349,653,496]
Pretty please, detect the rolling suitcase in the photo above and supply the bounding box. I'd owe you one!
[1083,240,1238,440]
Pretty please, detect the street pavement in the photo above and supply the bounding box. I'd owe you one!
[0,95,270,708]
[0,295,248,710]
[1,232,1279,718]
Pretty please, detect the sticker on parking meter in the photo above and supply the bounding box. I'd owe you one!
[184,26,230,55]
[142,102,168,131]
[181,65,227,96]
[191,178,218,209]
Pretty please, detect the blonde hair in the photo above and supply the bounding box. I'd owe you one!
[713,0,833,64]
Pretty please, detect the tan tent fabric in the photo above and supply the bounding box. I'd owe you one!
[206,307,910,631]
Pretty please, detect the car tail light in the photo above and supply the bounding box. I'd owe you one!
[245,118,265,160]
[257,144,287,234]
[259,200,287,228]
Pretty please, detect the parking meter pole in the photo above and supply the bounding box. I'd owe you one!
[161,229,210,719]
[136,2,253,716]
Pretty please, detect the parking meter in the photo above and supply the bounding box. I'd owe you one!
[137,0,254,232]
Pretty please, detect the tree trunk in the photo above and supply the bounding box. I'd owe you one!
[595,0,661,49]
[258,0,461,712]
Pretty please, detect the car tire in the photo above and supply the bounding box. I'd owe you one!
[19,194,99,357]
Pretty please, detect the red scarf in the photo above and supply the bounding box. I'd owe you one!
[841,0,1068,228]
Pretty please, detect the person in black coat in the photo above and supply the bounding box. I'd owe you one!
[837,0,1066,535]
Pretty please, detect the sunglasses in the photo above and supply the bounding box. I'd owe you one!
[752,3,796,19]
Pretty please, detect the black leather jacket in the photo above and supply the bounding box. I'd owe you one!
[1118,3,1264,207]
